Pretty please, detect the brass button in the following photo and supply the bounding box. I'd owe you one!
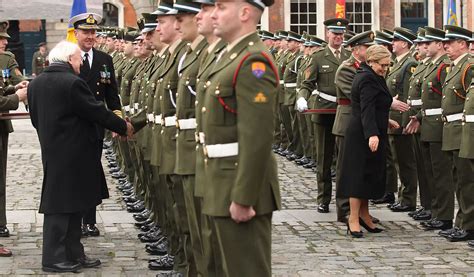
[97,92,100,95]
[195,100,198,105]
[160,96,163,100]
[97,82,100,85]
[204,158,208,165]
[161,130,164,134]
[215,90,220,95]
[201,107,206,113]
[206,81,211,86]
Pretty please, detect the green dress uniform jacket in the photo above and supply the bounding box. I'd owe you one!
[31,51,48,75]
[300,46,350,124]
[119,57,141,117]
[175,38,208,175]
[195,40,227,197]
[157,40,188,175]
[404,57,431,128]
[276,50,290,104]
[441,54,472,151]
[200,32,281,217]
[282,52,300,106]
[332,55,359,136]
[419,55,449,142]
[459,62,474,159]
[0,51,24,85]
[386,53,418,134]
[0,83,18,133]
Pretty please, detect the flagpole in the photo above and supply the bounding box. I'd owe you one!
[460,0,463,27]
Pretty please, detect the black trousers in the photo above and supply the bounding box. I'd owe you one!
[42,213,84,265]
[82,207,96,224]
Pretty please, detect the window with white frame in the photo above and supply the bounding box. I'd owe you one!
[346,0,372,34]
[290,0,318,35]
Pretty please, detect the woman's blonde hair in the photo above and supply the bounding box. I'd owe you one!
[366,45,391,63]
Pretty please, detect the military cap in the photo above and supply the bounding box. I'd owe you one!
[309,36,326,47]
[69,13,102,30]
[277,30,289,40]
[413,27,427,43]
[0,21,9,39]
[155,0,179,16]
[38,42,47,47]
[174,0,201,14]
[347,30,375,47]
[287,31,303,42]
[443,25,472,41]
[382,29,394,38]
[423,27,445,42]
[260,30,275,40]
[343,30,356,45]
[323,18,349,34]
[393,27,417,44]
[244,0,274,11]
[192,0,214,4]
[106,31,117,39]
[124,30,139,42]
[141,13,158,33]
[375,30,392,45]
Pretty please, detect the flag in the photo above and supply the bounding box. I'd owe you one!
[446,0,458,26]
[335,0,346,19]
[66,0,88,43]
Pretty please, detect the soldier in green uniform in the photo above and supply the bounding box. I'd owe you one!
[192,1,227,275]
[333,31,375,223]
[403,28,431,220]
[0,22,24,86]
[282,31,304,161]
[405,27,455,231]
[438,25,474,242]
[296,36,326,170]
[385,27,419,213]
[31,42,48,77]
[299,18,351,214]
[199,0,281,276]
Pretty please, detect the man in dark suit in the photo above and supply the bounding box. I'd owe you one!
[70,12,123,237]
[28,41,132,273]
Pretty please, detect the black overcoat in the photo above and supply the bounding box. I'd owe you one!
[28,63,127,214]
[337,63,393,199]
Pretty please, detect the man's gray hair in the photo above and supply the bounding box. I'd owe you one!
[48,41,80,64]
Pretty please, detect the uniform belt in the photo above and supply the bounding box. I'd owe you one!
[130,108,135,115]
[284,83,297,88]
[124,105,130,112]
[463,115,474,123]
[204,142,238,158]
[337,98,351,106]
[423,108,442,116]
[198,132,205,144]
[311,90,337,103]
[147,113,154,123]
[279,80,285,85]
[164,115,177,127]
[408,99,423,107]
[443,113,463,123]
[134,103,139,110]
[154,114,162,125]
[177,118,196,130]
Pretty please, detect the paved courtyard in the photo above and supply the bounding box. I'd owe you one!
[1,117,474,276]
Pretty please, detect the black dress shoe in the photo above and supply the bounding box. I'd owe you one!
[408,207,424,217]
[140,232,164,243]
[346,222,363,238]
[127,203,146,213]
[468,240,474,248]
[447,229,474,242]
[359,217,383,233]
[390,203,416,212]
[84,224,100,237]
[81,225,89,237]
[438,226,459,237]
[108,161,118,167]
[146,241,168,256]
[112,172,127,179]
[148,254,174,270]
[371,216,380,224]
[302,160,316,169]
[0,226,10,237]
[295,156,310,165]
[76,256,101,268]
[413,210,432,221]
[317,204,329,213]
[42,262,82,273]
[287,153,301,161]
[371,193,395,205]
[109,167,121,174]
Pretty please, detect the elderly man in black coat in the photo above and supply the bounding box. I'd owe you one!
[28,41,133,273]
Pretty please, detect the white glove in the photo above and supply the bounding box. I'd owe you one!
[296,97,308,112]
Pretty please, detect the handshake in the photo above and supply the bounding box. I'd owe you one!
[14,81,29,104]
[113,118,134,140]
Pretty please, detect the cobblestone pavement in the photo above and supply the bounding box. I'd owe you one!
[1,118,474,276]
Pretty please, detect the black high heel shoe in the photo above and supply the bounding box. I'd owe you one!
[346,222,363,238]
[359,217,384,233]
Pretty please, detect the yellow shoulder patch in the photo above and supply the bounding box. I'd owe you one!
[254,92,268,103]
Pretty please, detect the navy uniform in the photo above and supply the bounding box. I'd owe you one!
[299,18,351,213]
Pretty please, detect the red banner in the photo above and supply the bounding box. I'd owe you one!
[335,0,346,18]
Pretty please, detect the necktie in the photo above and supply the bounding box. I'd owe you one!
[334,49,340,61]
[81,53,90,76]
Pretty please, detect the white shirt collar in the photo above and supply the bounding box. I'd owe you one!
[81,48,93,68]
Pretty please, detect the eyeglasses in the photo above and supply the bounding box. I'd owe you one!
[375,61,391,68]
